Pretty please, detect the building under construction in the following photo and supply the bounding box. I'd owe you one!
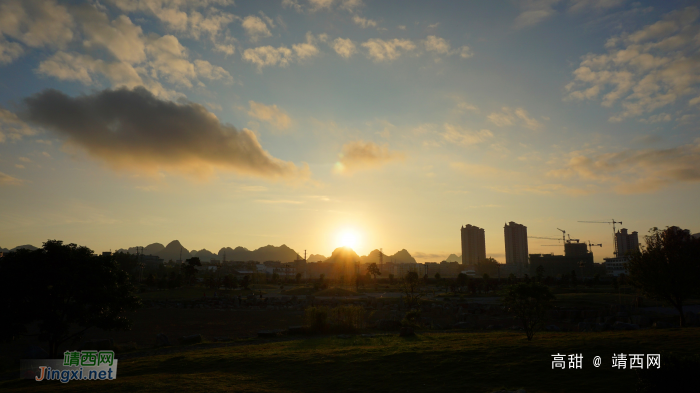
[529,239,599,278]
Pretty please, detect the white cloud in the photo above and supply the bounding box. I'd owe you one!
[242,45,293,70]
[293,32,320,60]
[340,0,364,12]
[0,107,35,143]
[0,171,23,185]
[423,35,451,55]
[308,0,334,12]
[639,113,671,123]
[282,0,303,12]
[441,124,493,146]
[565,7,700,121]
[514,0,560,29]
[361,38,416,62]
[332,37,356,58]
[0,37,23,64]
[547,139,700,193]
[248,101,292,131]
[568,0,626,13]
[487,107,543,130]
[242,15,271,42]
[108,0,236,39]
[0,0,74,50]
[353,15,377,28]
[194,59,233,82]
[458,46,474,58]
[76,7,146,64]
[334,140,404,174]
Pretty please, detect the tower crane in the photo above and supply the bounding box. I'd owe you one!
[578,219,622,256]
[567,234,580,243]
[528,236,562,241]
[557,228,566,244]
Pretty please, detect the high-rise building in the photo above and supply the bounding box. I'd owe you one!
[564,241,588,257]
[461,224,485,265]
[504,222,528,276]
[615,228,639,256]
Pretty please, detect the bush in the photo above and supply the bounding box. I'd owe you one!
[401,309,421,328]
[304,305,369,333]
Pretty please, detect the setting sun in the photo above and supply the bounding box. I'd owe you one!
[337,229,361,250]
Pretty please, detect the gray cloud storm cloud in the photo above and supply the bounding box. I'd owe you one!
[21,87,307,180]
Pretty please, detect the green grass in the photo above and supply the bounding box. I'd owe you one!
[4,329,699,392]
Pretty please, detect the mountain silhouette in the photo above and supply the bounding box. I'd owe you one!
[325,247,361,264]
[307,254,326,262]
[445,253,462,263]
[9,245,39,252]
[217,244,299,262]
[360,249,417,264]
[190,248,217,261]
[155,240,189,262]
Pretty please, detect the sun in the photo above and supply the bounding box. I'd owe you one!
[337,229,360,250]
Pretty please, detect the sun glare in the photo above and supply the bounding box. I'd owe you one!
[337,229,360,250]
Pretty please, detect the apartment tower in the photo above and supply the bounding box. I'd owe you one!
[504,221,528,276]
[461,224,486,265]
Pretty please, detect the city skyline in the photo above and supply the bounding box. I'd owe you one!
[1,1,699,262]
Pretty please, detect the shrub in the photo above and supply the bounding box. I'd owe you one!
[304,305,370,333]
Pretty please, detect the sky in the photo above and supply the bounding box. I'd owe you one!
[1,0,699,262]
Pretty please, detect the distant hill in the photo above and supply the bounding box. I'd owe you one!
[325,247,361,264]
[360,249,417,264]
[9,245,39,252]
[116,243,165,255]
[307,254,326,262]
[191,248,217,262]
[217,244,300,263]
[155,240,189,262]
[0,247,9,253]
[445,254,461,263]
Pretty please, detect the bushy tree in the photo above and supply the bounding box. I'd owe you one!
[402,271,422,308]
[0,240,141,358]
[502,282,555,341]
[627,226,700,327]
[366,263,381,280]
[536,265,545,282]
[181,257,201,285]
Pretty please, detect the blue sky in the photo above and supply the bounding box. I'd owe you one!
[1,0,699,262]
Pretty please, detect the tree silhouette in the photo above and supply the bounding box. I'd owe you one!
[366,263,381,280]
[627,226,700,327]
[182,257,201,285]
[502,282,555,341]
[0,240,141,358]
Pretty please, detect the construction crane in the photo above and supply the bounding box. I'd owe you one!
[528,236,562,241]
[557,228,566,244]
[587,241,602,249]
[567,234,580,243]
[579,219,622,256]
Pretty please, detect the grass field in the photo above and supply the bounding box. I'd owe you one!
[4,328,699,392]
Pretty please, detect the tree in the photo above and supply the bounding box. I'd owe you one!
[627,226,700,327]
[0,240,141,358]
[402,271,423,309]
[181,257,201,285]
[145,272,156,287]
[434,272,441,280]
[536,265,545,282]
[483,273,490,293]
[241,275,250,290]
[295,272,302,284]
[571,270,577,288]
[388,273,394,284]
[456,273,468,292]
[502,282,555,341]
[366,263,381,280]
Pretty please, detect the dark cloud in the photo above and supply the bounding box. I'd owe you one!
[21,87,307,180]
